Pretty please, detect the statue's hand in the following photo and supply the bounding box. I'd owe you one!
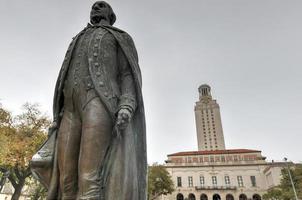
[116,108,132,130]
[48,121,58,137]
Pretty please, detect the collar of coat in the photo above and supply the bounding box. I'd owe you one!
[85,22,125,33]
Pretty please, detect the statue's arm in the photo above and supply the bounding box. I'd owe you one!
[117,45,137,116]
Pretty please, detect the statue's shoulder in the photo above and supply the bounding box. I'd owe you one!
[103,25,138,61]
[103,25,134,43]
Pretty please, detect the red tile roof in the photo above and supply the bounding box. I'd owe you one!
[168,149,261,156]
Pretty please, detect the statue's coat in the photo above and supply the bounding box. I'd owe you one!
[31,24,146,200]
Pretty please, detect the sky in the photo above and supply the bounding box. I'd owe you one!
[0,0,301,164]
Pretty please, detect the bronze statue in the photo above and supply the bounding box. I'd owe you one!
[31,1,146,199]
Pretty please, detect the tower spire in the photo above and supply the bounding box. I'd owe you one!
[198,84,212,102]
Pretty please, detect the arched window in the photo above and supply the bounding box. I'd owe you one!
[226,194,234,200]
[176,193,184,200]
[213,194,221,200]
[253,194,261,200]
[200,194,208,200]
[239,194,247,200]
[189,193,196,200]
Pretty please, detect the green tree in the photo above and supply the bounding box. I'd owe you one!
[262,187,283,200]
[0,103,50,200]
[148,163,175,200]
[28,179,47,200]
[263,164,302,200]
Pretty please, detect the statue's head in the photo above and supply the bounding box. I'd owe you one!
[90,1,116,25]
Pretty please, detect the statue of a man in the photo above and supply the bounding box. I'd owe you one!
[31,1,146,199]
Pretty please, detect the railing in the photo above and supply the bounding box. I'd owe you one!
[195,185,237,190]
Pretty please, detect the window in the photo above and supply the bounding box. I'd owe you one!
[221,156,225,162]
[177,177,182,187]
[250,176,256,187]
[237,176,244,187]
[212,176,217,186]
[210,157,214,162]
[188,176,193,187]
[200,176,205,186]
[225,176,230,185]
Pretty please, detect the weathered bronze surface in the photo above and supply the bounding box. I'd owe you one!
[31,1,147,199]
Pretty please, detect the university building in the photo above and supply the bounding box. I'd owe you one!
[162,84,288,200]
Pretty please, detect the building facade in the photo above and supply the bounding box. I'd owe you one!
[164,149,286,200]
[163,85,287,200]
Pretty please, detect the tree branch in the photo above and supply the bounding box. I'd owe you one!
[24,167,32,177]
[8,173,17,188]
[14,168,22,182]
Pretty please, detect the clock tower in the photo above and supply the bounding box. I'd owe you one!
[194,84,226,151]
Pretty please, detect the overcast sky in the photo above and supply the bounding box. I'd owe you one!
[0,0,301,164]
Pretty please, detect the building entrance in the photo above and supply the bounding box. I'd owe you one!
[226,194,234,200]
[213,194,221,200]
[200,194,208,200]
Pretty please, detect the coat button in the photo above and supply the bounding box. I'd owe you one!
[94,63,99,67]
[104,92,108,97]
[94,44,98,48]
[96,72,101,76]
[99,81,104,86]
[93,53,98,57]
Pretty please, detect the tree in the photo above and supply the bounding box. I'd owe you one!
[0,169,10,192]
[262,188,283,200]
[0,103,50,200]
[28,179,47,200]
[263,164,302,200]
[148,163,175,200]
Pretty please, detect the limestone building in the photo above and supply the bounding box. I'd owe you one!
[162,84,290,200]
[195,84,225,151]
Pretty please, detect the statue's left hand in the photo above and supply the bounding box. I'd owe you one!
[116,108,132,130]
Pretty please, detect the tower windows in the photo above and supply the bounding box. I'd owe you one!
[225,176,230,185]
[200,176,205,186]
[212,176,217,186]
[237,176,244,187]
[250,176,256,187]
[188,176,193,187]
[177,177,182,187]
